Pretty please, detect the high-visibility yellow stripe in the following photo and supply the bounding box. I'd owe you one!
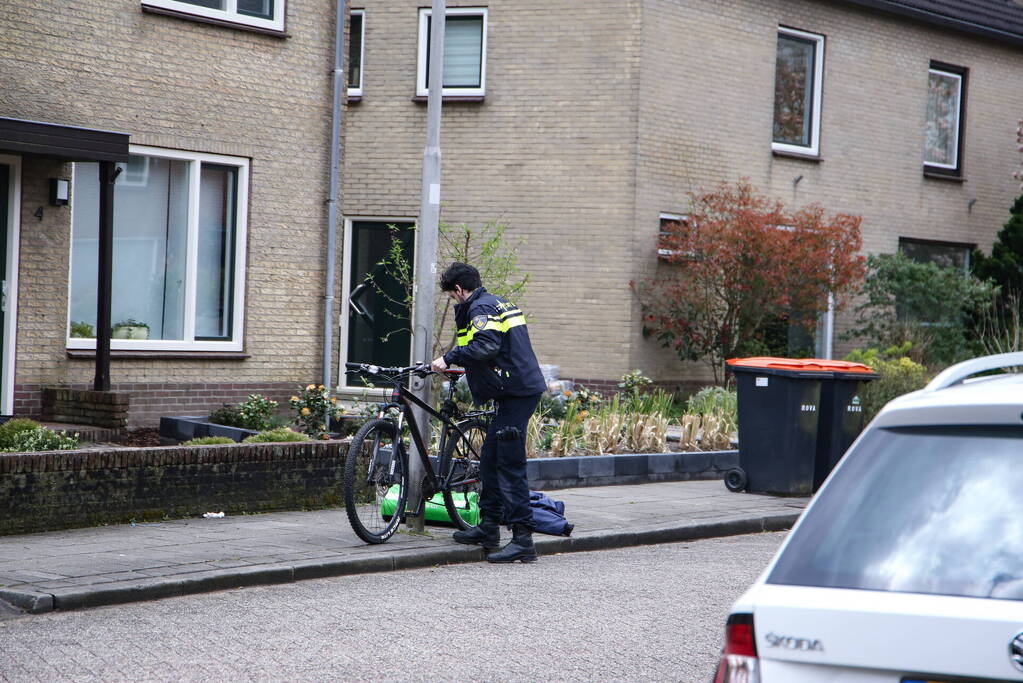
[456,313,526,346]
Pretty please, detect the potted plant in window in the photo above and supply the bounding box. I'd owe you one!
[111,318,150,340]
[69,320,95,338]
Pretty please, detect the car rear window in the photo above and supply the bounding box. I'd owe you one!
[768,425,1023,601]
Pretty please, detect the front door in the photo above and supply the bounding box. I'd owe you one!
[343,220,415,384]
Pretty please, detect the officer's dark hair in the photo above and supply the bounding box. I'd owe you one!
[440,262,482,292]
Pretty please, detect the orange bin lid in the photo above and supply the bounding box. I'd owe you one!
[725,357,874,373]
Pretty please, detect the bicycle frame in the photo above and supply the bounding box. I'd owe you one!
[371,374,489,516]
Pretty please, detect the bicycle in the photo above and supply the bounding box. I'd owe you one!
[343,362,494,544]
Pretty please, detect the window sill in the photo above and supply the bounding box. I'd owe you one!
[411,95,485,104]
[772,149,822,163]
[67,350,251,361]
[141,5,289,37]
[923,169,966,183]
[346,94,362,104]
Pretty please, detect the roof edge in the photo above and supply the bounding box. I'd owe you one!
[837,0,1023,48]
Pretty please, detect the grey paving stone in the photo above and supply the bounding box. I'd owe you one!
[0,480,807,613]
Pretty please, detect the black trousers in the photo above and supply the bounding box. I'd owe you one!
[478,393,541,528]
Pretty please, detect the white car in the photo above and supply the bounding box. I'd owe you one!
[713,352,1023,683]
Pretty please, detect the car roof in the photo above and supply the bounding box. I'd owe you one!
[873,354,1023,429]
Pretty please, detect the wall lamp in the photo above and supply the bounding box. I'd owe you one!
[49,178,70,206]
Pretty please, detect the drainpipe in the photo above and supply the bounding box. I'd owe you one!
[323,0,347,391]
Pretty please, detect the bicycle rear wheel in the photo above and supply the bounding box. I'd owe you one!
[442,418,488,531]
[345,418,407,544]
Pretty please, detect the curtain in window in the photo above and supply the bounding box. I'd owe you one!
[426,15,483,88]
[773,35,815,147]
[925,71,961,167]
[195,164,237,339]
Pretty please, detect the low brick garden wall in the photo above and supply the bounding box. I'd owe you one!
[0,434,737,536]
[0,441,345,536]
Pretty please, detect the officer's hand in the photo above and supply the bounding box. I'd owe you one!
[431,356,448,372]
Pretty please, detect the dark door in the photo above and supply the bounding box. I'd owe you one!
[346,221,415,369]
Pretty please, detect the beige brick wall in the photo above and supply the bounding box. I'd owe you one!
[634,0,1023,381]
[6,0,1019,410]
[0,0,338,389]
[346,0,1023,389]
[342,0,644,380]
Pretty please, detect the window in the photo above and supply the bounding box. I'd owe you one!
[924,62,967,176]
[348,10,365,97]
[342,220,415,382]
[416,8,487,97]
[896,238,973,324]
[769,426,1023,601]
[899,237,972,272]
[141,0,285,32]
[657,213,690,259]
[69,146,248,351]
[772,27,824,156]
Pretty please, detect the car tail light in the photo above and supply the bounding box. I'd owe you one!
[712,614,759,683]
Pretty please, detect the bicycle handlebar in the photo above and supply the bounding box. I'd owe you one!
[345,361,467,378]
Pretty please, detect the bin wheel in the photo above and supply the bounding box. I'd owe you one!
[724,467,747,493]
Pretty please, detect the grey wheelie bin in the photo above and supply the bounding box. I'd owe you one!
[724,357,875,495]
[812,364,877,490]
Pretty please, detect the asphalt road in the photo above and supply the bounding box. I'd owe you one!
[0,531,786,682]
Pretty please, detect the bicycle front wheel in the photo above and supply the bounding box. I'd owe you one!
[442,419,489,531]
[344,418,407,544]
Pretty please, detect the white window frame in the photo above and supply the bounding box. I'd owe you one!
[0,154,22,416]
[67,145,249,352]
[416,7,488,97]
[141,0,285,32]
[924,67,964,171]
[772,26,825,157]
[338,216,417,394]
[348,9,365,97]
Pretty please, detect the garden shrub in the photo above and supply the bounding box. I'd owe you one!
[686,387,737,425]
[2,427,79,452]
[209,394,279,431]
[618,369,653,395]
[208,404,245,428]
[845,252,995,367]
[243,427,309,443]
[290,384,344,438]
[0,418,42,449]
[844,346,930,421]
[236,394,279,430]
[181,436,236,446]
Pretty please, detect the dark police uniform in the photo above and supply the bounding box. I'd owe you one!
[443,287,546,528]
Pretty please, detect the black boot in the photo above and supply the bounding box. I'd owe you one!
[453,516,500,550]
[486,523,537,563]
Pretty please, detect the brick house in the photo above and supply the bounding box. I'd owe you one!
[1,0,1022,429]
[341,0,1023,392]
[0,0,345,426]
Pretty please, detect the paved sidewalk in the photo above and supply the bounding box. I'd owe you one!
[0,481,807,614]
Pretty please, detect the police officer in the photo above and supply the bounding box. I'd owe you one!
[431,262,546,563]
